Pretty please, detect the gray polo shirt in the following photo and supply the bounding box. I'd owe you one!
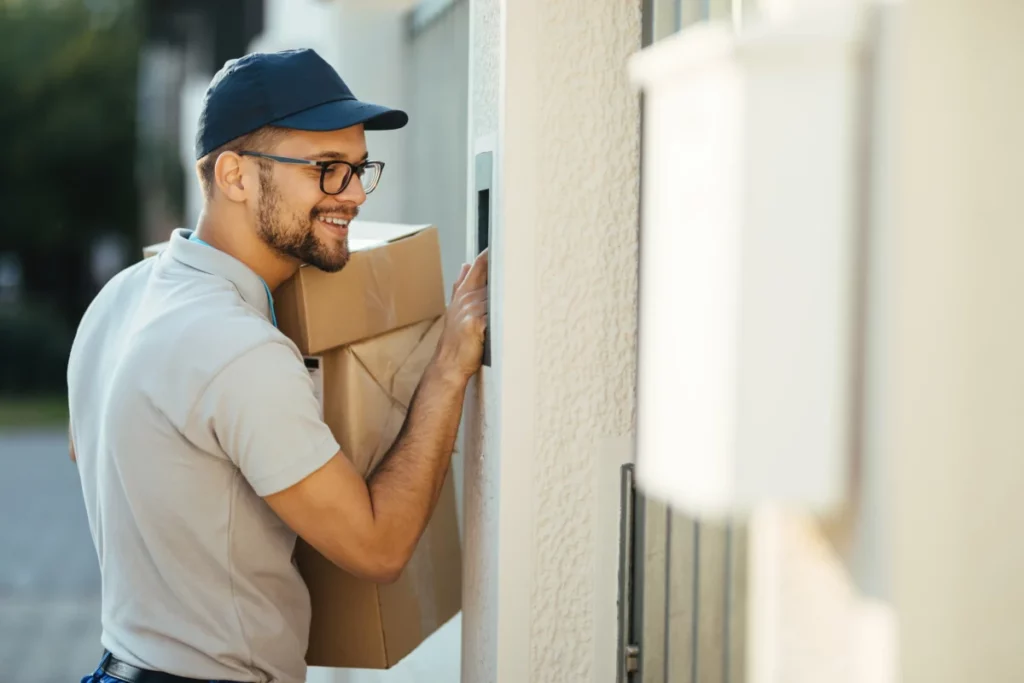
[67,228,340,683]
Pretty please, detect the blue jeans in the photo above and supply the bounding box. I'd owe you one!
[80,651,239,683]
[80,652,121,683]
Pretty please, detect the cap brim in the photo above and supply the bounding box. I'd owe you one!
[271,99,408,132]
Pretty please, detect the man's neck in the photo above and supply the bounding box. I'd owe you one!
[193,211,299,291]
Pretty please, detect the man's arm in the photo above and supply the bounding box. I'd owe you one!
[363,363,467,563]
[266,364,468,582]
[265,249,488,583]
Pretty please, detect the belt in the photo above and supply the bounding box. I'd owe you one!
[100,652,242,683]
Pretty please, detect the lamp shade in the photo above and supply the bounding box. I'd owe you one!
[629,7,867,517]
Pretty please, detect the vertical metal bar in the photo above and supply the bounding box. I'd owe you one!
[648,0,680,42]
[663,510,673,683]
[666,510,698,683]
[726,524,749,683]
[691,523,701,683]
[642,0,657,47]
[694,523,730,683]
[618,464,638,682]
[634,482,652,682]
[641,497,669,680]
[723,524,734,683]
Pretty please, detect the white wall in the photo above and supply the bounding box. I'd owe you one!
[886,2,1024,681]
[249,0,410,226]
[400,0,471,541]
[734,3,1024,683]
[179,73,209,233]
[402,2,470,295]
[462,1,642,681]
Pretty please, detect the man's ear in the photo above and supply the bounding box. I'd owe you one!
[214,151,251,202]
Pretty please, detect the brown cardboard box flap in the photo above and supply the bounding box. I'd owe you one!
[348,316,443,411]
[346,221,433,250]
[298,472,461,669]
[276,223,446,355]
[143,241,168,258]
[294,544,388,668]
[319,317,443,477]
[378,473,462,662]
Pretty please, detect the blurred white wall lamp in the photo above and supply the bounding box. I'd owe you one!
[338,0,423,11]
[628,6,870,517]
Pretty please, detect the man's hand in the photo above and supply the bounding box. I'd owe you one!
[432,248,489,383]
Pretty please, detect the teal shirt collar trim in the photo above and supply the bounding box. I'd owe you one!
[182,231,278,329]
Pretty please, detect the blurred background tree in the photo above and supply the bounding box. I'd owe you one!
[0,0,141,400]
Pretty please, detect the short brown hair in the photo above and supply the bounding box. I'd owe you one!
[197,126,287,198]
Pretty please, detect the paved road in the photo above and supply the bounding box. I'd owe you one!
[0,429,102,682]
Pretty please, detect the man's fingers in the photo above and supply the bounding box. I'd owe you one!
[457,288,488,306]
[452,263,470,299]
[463,301,488,318]
[460,248,489,292]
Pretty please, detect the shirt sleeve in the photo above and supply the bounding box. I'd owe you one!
[188,341,340,496]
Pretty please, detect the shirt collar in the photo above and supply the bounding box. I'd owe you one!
[162,228,277,326]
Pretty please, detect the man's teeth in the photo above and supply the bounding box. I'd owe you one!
[319,217,349,226]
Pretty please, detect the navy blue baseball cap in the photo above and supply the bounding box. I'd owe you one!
[195,48,408,160]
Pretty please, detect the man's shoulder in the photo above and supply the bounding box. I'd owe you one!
[73,252,302,400]
[69,257,156,363]
[87,255,156,315]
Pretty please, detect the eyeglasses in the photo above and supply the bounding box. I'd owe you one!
[239,151,385,195]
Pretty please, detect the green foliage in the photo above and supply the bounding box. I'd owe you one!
[0,301,73,395]
[0,0,141,253]
[0,395,69,430]
[0,0,141,397]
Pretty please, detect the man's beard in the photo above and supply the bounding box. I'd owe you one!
[256,169,353,273]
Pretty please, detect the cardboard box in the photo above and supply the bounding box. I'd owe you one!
[277,222,461,670]
[142,242,167,259]
[145,224,444,358]
[307,317,443,476]
[297,317,461,669]
[275,223,446,355]
[294,477,460,669]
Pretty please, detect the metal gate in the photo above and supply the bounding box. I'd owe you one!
[620,2,758,681]
[618,465,747,683]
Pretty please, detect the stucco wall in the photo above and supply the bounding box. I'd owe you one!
[461,0,501,679]
[528,3,641,680]
[463,0,642,680]
[471,0,499,139]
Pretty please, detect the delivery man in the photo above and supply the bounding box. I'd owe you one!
[68,48,487,683]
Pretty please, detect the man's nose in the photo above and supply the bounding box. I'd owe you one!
[339,173,367,206]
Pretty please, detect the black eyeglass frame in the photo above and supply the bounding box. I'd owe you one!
[238,151,385,195]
